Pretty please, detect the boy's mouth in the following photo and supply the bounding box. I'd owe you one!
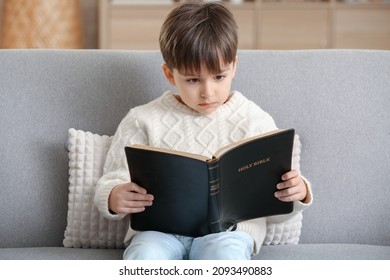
[199,102,218,108]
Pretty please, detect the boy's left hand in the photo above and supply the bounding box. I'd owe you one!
[275,170,307,202]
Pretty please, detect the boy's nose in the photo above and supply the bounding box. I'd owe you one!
[200,82,214,98]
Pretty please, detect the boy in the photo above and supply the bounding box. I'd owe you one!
[94,0,312,260]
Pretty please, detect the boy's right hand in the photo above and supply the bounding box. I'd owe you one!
[108,182,154,214]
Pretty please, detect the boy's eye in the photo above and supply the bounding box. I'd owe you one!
[215,75,226,81]
[187,78,200,83]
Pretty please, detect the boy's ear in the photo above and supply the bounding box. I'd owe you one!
[162,63,176,86]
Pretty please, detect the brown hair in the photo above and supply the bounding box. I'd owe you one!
[159,0,238,74]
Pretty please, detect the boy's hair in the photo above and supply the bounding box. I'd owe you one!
[159,0,238,74]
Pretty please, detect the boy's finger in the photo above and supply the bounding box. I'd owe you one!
[128,183,147,194]
[281,170,298,181]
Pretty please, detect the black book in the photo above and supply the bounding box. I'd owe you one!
[125,128,295,237]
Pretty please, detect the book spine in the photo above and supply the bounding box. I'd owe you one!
[207,160,221,233]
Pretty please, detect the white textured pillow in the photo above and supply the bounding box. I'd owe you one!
[63,128,302,248]
[63,128,128,248]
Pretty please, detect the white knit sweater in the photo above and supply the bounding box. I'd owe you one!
[94,90,312,254]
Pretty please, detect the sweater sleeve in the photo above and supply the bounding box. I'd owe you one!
[94,109,148,220]
[246,99,278,135]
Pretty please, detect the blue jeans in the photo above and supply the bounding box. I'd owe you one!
[123,230,254,260]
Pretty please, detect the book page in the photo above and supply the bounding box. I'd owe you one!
[213,129,284,159]
[130,144,210,162]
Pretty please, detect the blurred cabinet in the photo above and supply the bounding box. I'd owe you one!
[99,0,390,50]
[259,3,329,49]
[230,4,257,49]
[332,3,390,49]
[108,5,171,49]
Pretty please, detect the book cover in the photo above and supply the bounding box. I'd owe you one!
[125,128,295,237]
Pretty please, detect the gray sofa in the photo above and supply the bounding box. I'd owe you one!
[0,49,389,260]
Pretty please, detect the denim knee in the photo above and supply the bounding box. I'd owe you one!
[123,231,186,260]
[190,231,254,260]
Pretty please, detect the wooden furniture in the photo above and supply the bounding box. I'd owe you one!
[332,3,390,49]
[2,0,83,49]
[259,2,329,49]
[99,0,390,50]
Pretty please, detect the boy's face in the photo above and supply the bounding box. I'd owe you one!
[162,57,238,115]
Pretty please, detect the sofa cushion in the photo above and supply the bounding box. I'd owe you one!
[1,243,388,260]
[0,247,123,260]
[63,128,305,249]
[254,244,390,260]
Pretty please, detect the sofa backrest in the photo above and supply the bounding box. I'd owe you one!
[0,50,389,248]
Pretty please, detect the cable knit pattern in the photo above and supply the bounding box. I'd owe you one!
[91,91,311,253]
